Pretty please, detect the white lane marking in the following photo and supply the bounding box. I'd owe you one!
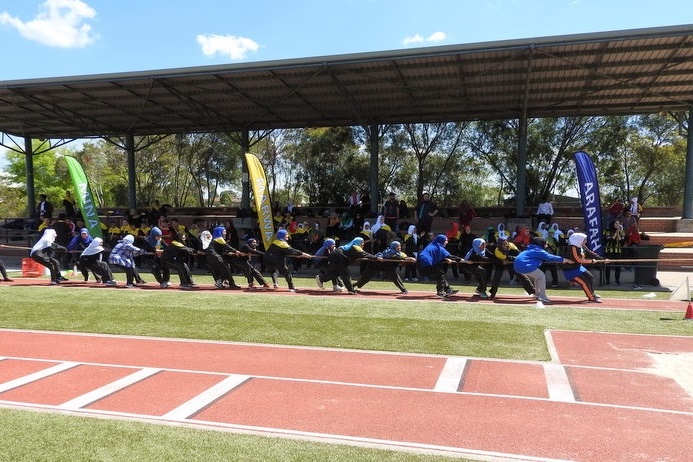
[163,374,250,420]
[434,357,467,392]
[0,362,79,393]
[543,363,576,402]
[58,367,161,410]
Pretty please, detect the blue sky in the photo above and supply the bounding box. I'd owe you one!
[1,0,693,165]
[2,0,693,81]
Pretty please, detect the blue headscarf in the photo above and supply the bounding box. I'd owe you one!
[212,226,226,239]
[465,237,486,260]
[340,236,364,251]
[145,226,162,247]
[417,234,450,266]
[275,229,288,241]
[315,238,336,258]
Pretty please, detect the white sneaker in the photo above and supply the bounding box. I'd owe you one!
[535,301,545,309]
[315,275,324,289]
[333,285,345,292]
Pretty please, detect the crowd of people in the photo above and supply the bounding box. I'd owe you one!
[0,191,651,305]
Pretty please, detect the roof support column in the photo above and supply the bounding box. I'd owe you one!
[241,130,250,210]
[682,109,693,219]
[516,114,528,217]
[24,137,35,220]
[125,133,137,210]
[368,124,380,216]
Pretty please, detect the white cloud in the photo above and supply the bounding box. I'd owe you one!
[402,31,447,46]
[0,0,97,48]
[196,34,260,60]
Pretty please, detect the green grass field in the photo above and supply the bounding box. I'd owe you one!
[0,274,690,461]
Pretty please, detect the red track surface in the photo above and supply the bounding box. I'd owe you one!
[1,278,693,460]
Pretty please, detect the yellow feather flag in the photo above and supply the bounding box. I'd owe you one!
[245,153,275,251]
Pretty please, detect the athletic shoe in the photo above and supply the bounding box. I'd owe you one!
[400,289,409,294]
[273,283,279,289]
[535,301,545,309]
[333,285,345,292]
[347,290,358,295]
[315,275,324,289]
[590,297,603,303]
[538,297,551,305]
[476,290,489,299]
[160,282,170,289]
[289,288,297,292]
[104,280,117,286]
[3,278,13,282]
[228,285,241,290]
[58,276,68,281]
[436,292,447,299]
[633,285,643,290]
[125,283,135,288]
[50,280,60,285]
[214,280,224,289]
[446,289,459,296]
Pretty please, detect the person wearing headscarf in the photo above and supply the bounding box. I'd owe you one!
[160,230,197,289]
[264,229,311,291]
[78,237,117,286]
[461,238,491,299]
[562,232,608,303]
[417,234,462,298]
[141,226,170,287]
[67,228,96,281]
[313,238,345,292]
[370,215,392,253]
[239,237,270,289]
[202,226,241,289]
[30,228,67,285]
[318,236,381,295]
[514,236,572,306]
[534,222,549,239]
[357,221,373,253]
[603,219,625,286]
[108,234,148,287]
[402,224,421,282]
[354,240,415,294]
[489,236,533,300]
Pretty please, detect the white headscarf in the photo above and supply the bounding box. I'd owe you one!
[630,197,639,215]
[370,215,385,235]
[568,232,587,247]
[407,224,418,244]
[536,221,548,239]
[30,228,57,255]
[200,230,213,250]
[81,237,105,257]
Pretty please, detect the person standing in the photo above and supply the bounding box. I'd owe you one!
[381,192,400,230]
[316,236,381,294]
[458,200,477,228]
[354,240,415,294]
[37,194,54,221]
[0,249,14,282]
[513,236,571,307]
[603,220,625,286]
[415,192,438,235]
[536,196,554,224]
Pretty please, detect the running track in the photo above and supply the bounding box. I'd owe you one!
[1,282,692,460]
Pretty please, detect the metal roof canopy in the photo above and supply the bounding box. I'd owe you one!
[2,24,693,139]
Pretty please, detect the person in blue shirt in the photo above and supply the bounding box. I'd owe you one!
[418,234,462,298]
[513,236,571,306]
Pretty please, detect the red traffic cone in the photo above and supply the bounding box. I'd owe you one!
[685,302,693,320]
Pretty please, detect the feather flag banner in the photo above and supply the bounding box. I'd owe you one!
[245,153,274,251]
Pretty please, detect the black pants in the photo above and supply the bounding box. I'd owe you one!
[32,252,61,282]
[419,262,450,295]
[355,262,406,292]
[78,255,113,282]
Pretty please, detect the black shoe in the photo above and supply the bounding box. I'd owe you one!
[58,276,68,281]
